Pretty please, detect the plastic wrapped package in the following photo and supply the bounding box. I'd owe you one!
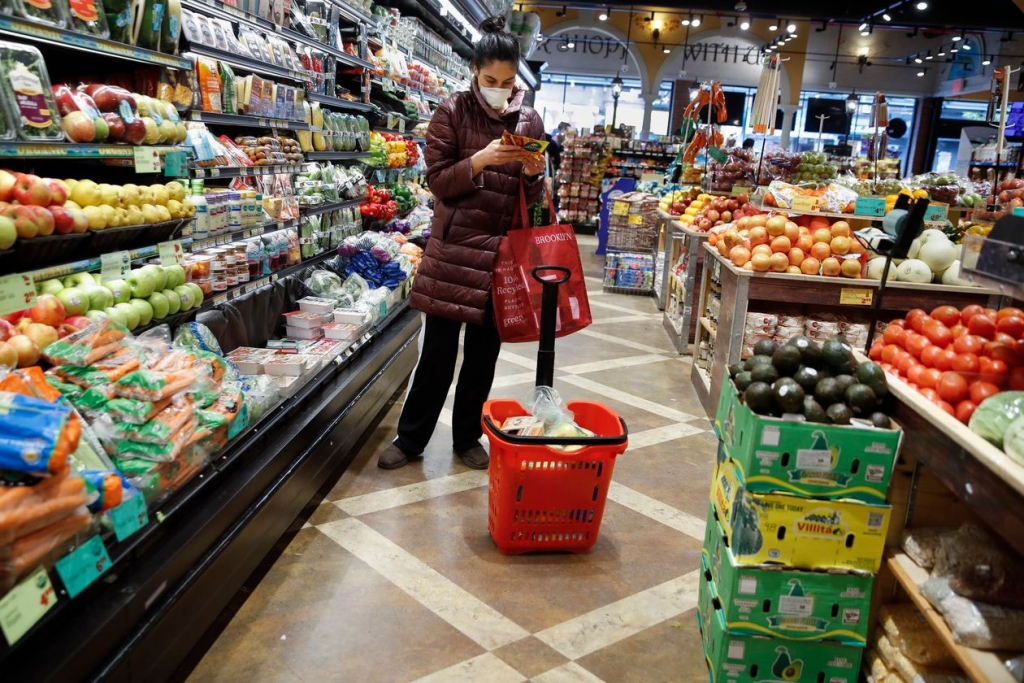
[880,604,959,668]
[114,400,194,445]
[113,368,197,402]
[933,524,1007,580]
[232,376,279,421]
[866,649,890,682]
[52,347,141,388]
[892,648,968,683]
[902,527,957,570]
[0,507,93,591]
[745,312,778,328]
[0,468,90,546]
[41,319,129,367]
[0,45,64,141]
[110,417,196,464]
[773,324,806,344]
[876,632,899,669]
[921,576,1024,651]
[969,392,1024,449]
[0,390,78,475]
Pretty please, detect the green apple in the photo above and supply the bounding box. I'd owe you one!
[85,310,109,323]
[0,215,15,250]
[104,305,128,328]
[140,264,167,292]
[126,268,156,298]
[173,285,195,311]
[184,282,204,307]
[161,289,180,314]
[147,291,170,320]
[129,298,154,327]
[101,278,131,304]
[62,272,96,289]
[114,302,139,330]
[37,279,64,296]
[55,287,89,316]
[163,264,186,289]
[82,284,113,311]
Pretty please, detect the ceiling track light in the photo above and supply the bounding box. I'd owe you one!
[555,4,566,17]
[917,70,925,76]
[861,24,872,36]
[858,22,868,31]
[952,30,963,41]
[962,43,971,50]
[740,17,750,30]
[692,14,702,27]
[769,17,779,31]
[882,12,891,21]
[663,45,671,54]
[915,1,928,8]
[786,22,796,33]
[982,55,992,65]
[914,55,923,63]
[925,50,933,60]
[598,6,608,21]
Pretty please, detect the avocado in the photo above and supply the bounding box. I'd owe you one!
[750,363,780,385]
[771,345,803,377]
[773,378,805,414]
[786,335,823,368]
[753,338,778,358]
[734,371,753,392]
[793,366,821,393]
[870,412,892,429]
[822,338,856,374]
[814,377,844,406]
[856,360,889,398]
[833,374,857,394]
[744,354,773,371]
[826,403,853,425]
[744,381,775,415]
[729,362,746,379]
[803,396,828,423]
[845,383,878,415]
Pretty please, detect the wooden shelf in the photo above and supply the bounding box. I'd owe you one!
[887,552,1015,683]
[700,316,717,341]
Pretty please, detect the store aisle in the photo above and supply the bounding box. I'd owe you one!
[184,236,719,683]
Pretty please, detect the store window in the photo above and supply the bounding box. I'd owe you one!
[533,74,673,137]
[932,100,989,172]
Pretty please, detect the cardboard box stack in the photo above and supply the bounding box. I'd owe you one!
[698,380,904,683]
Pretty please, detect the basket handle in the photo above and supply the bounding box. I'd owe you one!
[483,416,628,447]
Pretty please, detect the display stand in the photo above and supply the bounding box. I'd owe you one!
[660,217,709,355]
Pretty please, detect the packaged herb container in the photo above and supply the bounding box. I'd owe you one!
[11,0,68,27]
[0,41,64,141]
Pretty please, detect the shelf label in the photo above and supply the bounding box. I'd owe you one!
[398,118,405,134]
[839,287,873,306]
[708,147,728,164]
[0,274,36,317]
[54,536,110,599]
[212,293,227,306]
[1014,207,1024,218]
[100,251,131,281]
[791,195,820,212]
[730,186,750,197]
[133,146,161,174]
[854,196,886,217]
[0,567,57,646]
[924,202,949,223]
[628,214,644,225]
[158,240,184,266]
[163,151,188,178]
[109,494,148,542]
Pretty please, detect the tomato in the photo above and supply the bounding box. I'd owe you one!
[910,315,933,334]
[888,318,907,329]
[880,362,893,374]
[955,400,978,424]
[881,344,901,364]
[937,371,969,403]
[920,345,943,368]
[918,368,942,389]
[984,341,1022,368]
[906,332,933,358]
[934,348,957,371]
[935,399,955,416]
[922,320,953,348]
[950,323,968,339]
[883,324,907,347]
[967,314,997,339]
[1011,367,1024,390]
[869,343,883,361]
[997,307,1024,320]
[980,358,1009,386]
[892,349,912,368]
[985,308,999,318]
[996,315,1024,339]
[907,364,927,385]
[930,305,961,328]
[960,304,985,325]
[899,355,920,376]
[952,352,980,374]
[905,309,929,331]
[994,332,1018,346]
[918,388,940,402]
[969,381,1001,404]
[953,334,984,355]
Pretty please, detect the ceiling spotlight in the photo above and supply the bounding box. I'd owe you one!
[789,32,798,38]
[952,31,962,41]
[681,17,690,25]
[663,46,671,54]
[962,43,971,50]
[692,15,702,26]
[858,22,868,31]
[914,55,923,63]
[915,1,927,8]
[598,7,608,20]
[786,22,796,32]
[917,70,925,76]
[925,50,933,60]
[982,55,992,65]
[566,39,575,48]
[950,46,958,52]
[861,25,871,36]
[937,46,946,56]
[555,4,566,17]
[740,17,750,30]
[882,12,891,21]
[769,17,779,30]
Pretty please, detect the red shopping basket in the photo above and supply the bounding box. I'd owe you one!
[481,265,628,555]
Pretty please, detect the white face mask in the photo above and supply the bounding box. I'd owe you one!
[480,86,512,109]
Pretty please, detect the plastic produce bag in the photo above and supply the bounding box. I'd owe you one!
[921,576,1024,651]
[173,322,223,355]
[879,604,959,668]
[969,392,1024,449]
[901,527,956,570]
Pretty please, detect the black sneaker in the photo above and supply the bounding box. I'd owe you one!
[377,443,418,470]
[455,445,489,470]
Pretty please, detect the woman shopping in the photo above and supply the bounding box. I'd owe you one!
[377,15,546,470]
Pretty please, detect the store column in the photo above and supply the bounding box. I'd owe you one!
[779,104,800,150]
[642,88,658,137]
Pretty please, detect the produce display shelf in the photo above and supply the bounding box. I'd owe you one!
[371,77,443,104]
[189,218,298,252]
[186,43,313,83]
[203,248,337,310]
[0,142,180,160]
[614,150,675,159]
[887,552,1015,683]
[25,235,194,283]
[0,15,192,69]
[299,196,366,216]
[305,92,375,113]
[330,0,379,26]
[373,125,414,135]
[190,163,303,178]
[750,199,950,226]
[305,151,372,161]
[190,111,311,131]
[699,316,717,340]
[388,0,474,61]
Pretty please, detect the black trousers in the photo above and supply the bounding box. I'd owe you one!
[395,306,502,455]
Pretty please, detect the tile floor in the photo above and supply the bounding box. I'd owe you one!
[185,236,717,683]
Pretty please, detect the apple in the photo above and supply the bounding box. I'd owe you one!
[82,284,113,310]
[84,84,135,112]
[0,215,14,250]
[122,118,147,146]
[37,280,63,297]
[50,206,75,234]
[46,179,68,206]
[102,112,125,141]
[139,264,167,291]
[174,285,195,311]
[23,322,58,351]
[127,268,156,298]
[102,306,127,327]
[163,264,186,289]
[55,287,88,316]
[129,298,154,326]
[24,205,54,237]
[29,294,65,326]
[184,282,204,307]
[161,288,181,315]
[85,310,108,323]
[7,334,39,367]
[63,272,96,289]
[0,169,15,202]
[145,291,170,320]
[69,208,89,234]
[0,318,14,341]
[0,340,16,369]
[114,302,139,330]
[101,278,131,304]
[13,173,52,207]
[63,316,93,332]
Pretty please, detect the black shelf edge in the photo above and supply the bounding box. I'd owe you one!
[305,92,375,113]
[330,0,379,26]
[0,142,181,160]
[189,218,299,252]
[370,77,442,104]
[299,197,366,216]
[305,151,371,161]
[186,44,312,83]
[190,111,310,131]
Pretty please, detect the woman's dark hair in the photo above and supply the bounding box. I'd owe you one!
[473,15,520,68]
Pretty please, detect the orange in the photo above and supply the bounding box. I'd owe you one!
[810,242,832,260]
[770,236,792,253]
[783,221,799,242]
[795,234,814,252]
[830,236,851,255]
[729,246,751,267]
[821,257,841,276]
[750,253,771,272]
[830,220,852,237]
[812,228,832,243]
[800,257,820,275]
[786,265,802,275]
[748,214,767,228]
[788,247,805,266]
[752,244,773,257]
[766,216,787,236]
[840,258,862,278]
[742,261,754,270]
[769,252,790,272]
[747,226,768,246]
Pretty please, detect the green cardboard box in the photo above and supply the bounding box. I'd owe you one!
[701,511,873,646]
[714,381,902,503]
[698,569,864,683]
[711,459,891,573]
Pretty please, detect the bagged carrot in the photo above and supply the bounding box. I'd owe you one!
[2,510,92,584]
[0,391,77,475]
[54,347,141,388]
[41,319,128,367]
[113,369,196,402]
[110,417,196,463]
[106,396,173,425]
[115,401,194,444]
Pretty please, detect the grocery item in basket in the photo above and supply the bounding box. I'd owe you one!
[42,320,128,368]
[524,386,596,451]
[921,576,1024,651]
[879,604,959,668]
[902,527,956,570]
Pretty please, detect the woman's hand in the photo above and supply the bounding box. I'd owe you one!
[471,140,521,176]
[521,154,545,178]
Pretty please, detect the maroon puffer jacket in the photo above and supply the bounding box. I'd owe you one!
[409,80,544,325]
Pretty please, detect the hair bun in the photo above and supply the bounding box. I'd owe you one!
[480,15,506,33]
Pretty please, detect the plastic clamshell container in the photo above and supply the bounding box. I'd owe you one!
[66,0,109,37]
[0,41,65,141]
[9,0,68,27]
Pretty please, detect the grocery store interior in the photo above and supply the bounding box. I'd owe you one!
[1,0,1024,680]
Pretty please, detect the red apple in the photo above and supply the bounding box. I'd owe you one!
[17,205,54,237]
[52,84,80,116]
[12,207,38,239]
[706,209,721,223]
[29,293,65,326]
[46,179,67,206]
[84,84,136,112]
[102,112,126,141]
[69,208,88,234]
[63,315,92,331]
[122,118,147,145]
[0,169,15,202]
[7,334,39,367]
[721,210,733,222]
[50,206,75,234]
[737,193,750,204]
[13,173,52,207]
[23,322,58,351]
[0,318,15,341]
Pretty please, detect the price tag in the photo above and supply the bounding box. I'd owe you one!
[54,536,110,598]
[730,186,751,197]
[100,251,131,281]
[708,147,728,164]
[158,240,184,266]
[0,274,36,317]
[612,201,630,216]
[133,146,161,174]
[163,151,188,178]
[924,202,949,222]
[375,170,386,183]
[108,495,148,542]
[1013,207,1024,218]
[840,287,874,306]
[791,196,820,212]
[0,567,57,645]
[854,196,886,217]
[209,168,221,178]
[628,214,644,225]
[212,293,227,306]
[398,118,406,134]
